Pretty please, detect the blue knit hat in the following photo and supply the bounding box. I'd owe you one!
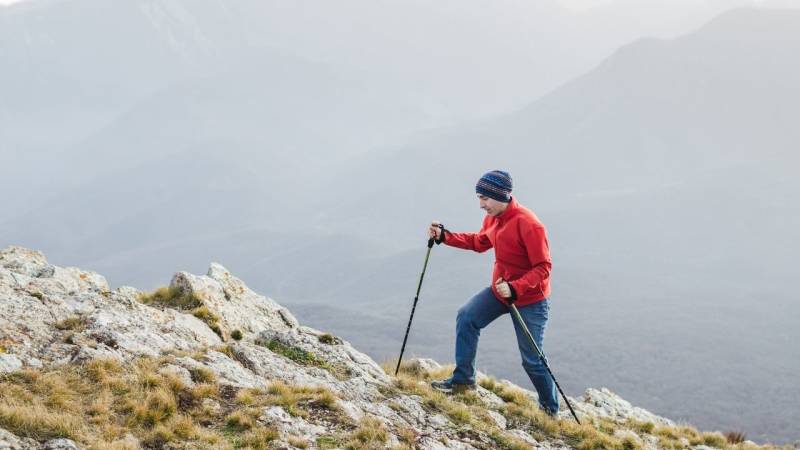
[476,170,513,203]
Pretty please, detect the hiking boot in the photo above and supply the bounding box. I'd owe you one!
[430,378,477,393]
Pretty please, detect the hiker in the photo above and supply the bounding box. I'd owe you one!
[427,170,559,416]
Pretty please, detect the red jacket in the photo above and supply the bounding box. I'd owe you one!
[442,197,551,307]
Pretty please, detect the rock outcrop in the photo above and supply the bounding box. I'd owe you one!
[0,246,772,450]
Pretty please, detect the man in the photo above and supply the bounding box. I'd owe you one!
[427,170,559,416]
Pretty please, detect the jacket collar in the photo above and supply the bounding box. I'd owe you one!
[495,196,518,222]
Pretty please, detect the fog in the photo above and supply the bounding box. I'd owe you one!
[2,0,799,444]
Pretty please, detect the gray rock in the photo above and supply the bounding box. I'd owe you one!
[26,357,43,368]
[579,387,673,426]
[42,439,78,450]
[506,429,538,446]
[0,246,727,450]
[405,357,442,376]
[0,354,23,373]
[259,406,326,439]
[0,247,51,278]
[158,363,194,387]
[175,351,268,389]
[0,427,40,450]
[486,410,507,429]
[427,413,450,428]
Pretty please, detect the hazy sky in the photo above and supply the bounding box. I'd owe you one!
[2,0,799,443]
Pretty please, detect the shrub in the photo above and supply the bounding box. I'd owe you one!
[318,333,341,345]
[724,430,747,444]
[231,329,243,341]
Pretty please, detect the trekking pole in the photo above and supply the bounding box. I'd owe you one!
[508,302,581,424]
[395,224,442,376]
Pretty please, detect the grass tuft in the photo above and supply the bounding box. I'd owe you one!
[54,316,87,331]
[138,286,203,310]
[0,401,84,441]
[344,416,389,449]
[318,333,341,345]
[238,427,279,449]
[191,306,223,339]
[724,430,747,444]
[188,367,216,384]
[288,435,310,448]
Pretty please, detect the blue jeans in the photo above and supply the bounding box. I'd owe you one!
[451,287,559,414]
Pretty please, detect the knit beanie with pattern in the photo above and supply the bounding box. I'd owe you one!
[476,170,513,203]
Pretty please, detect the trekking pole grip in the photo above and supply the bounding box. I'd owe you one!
[428,223,444,248]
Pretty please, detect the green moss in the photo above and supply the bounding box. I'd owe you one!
[261,339,350,379]
[317,435,340,449]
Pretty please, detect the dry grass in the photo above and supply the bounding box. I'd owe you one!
[137,286,203,310]
[0,400,84,440]
[1,352,790,450]
[287,434,310,448]
[191,306,223,338]
[189,366,216,384]
[380,364,791,450]
[344,416,389,449]
[0,354,347,449]
[53,316,87,331]
[237,427,279,449]
[725,431,748,444]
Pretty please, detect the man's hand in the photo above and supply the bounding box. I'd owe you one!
[495,277,512,299]
[429,221,443,240]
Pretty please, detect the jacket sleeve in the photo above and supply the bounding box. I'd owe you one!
[442,216,493,253]
[508,223,551,296]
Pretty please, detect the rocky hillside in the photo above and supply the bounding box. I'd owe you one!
[0,246,782,450]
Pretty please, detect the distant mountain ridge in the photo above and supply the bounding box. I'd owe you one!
[2,6,798,445]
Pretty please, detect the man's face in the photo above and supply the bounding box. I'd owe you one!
[478,194,507,216]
